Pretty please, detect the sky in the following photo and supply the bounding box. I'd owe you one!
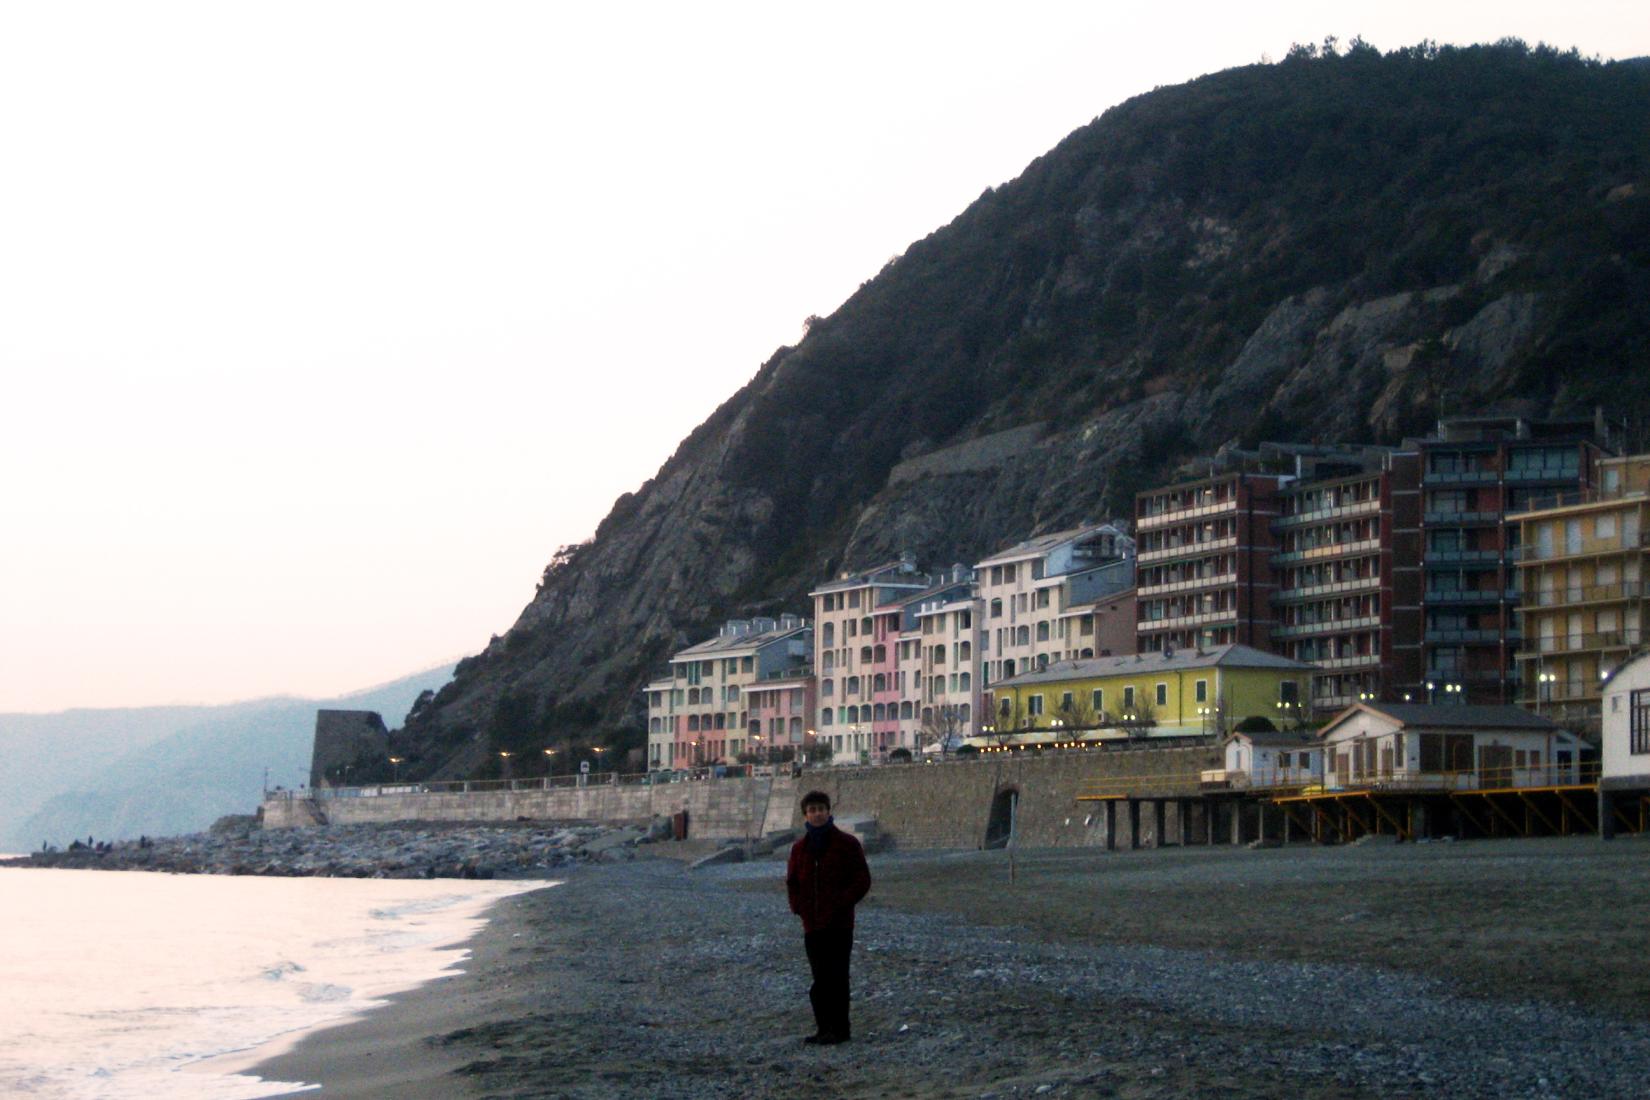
[3,2,1646,714]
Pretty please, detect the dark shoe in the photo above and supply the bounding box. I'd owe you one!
[814,1032,847,1045]
[802,1033,829,1045]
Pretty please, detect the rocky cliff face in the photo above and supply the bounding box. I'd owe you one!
[398,43,1650,778]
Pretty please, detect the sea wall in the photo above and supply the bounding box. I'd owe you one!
[264,744,1219,850]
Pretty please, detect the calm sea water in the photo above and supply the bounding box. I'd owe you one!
[0,863,551,1099]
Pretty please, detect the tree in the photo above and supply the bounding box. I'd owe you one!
[920,704,969,755]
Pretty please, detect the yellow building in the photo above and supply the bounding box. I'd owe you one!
[989,644,1318,738]
[1513,454,1650,736]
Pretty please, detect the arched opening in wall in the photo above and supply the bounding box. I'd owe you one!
[983,786,1019,850]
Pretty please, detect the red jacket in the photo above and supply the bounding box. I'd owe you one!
[786,825,872,934]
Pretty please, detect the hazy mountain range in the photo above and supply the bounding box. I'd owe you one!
[0,664,453,850]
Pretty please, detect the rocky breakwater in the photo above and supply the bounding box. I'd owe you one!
[0,818,671,879]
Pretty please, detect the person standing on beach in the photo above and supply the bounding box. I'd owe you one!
[786,790,872,1045]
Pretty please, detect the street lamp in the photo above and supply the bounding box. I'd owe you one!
[389,756,404,782]
[1537,671,1557,712]
[499,751,513,782]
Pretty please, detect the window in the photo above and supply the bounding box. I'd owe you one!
[1061,691,1074,712]
[1003,564,1018,584]
[1155,683,1168,707]
[1597,514,1618,540]
[1279,680,1300,704]
[1092,689,1104,712]
[1195,679,1208,703]
[990,598,1003,619]
[1027,694,1044,716]
[821,709,833,727]
[1632,689,1650,755]
[1036,622,1050,642]
[1123,686,1135,710]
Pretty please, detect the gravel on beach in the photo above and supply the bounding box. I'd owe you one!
[253,837,1650,1100]
[0,819,662,878]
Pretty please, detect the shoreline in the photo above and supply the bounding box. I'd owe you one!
[240,887,550,1099]
[240,839,1650,1099]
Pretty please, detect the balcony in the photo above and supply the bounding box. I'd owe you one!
[1273,498,1381,530]
[1425,549,1502,564]
[1272,576,1380,603]
[1138,607,1239,632]
[1504,466,1582,484]
[1516,530,1650,562]
[1136,534,1237,565]
[1136,571,1238,597]
[1423,588,1515,604]
[1424,510,1504,526]
[1136,497,1238,531]
[1310,653,1382,670]
[1423,628,1504,644]
[1422,468,1500,486]
[1271,614,1382,640]
[1270,538,1381,565]
[1516,581,1647,608]
[1518,629,1645,656]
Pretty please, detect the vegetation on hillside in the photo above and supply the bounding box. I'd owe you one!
[395,41,1650,779]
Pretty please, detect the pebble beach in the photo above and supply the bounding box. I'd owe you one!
[246,835,1650,1099]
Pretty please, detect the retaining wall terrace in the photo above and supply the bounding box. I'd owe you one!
[264,743,1218,850]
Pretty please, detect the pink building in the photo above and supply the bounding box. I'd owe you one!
[811,558,932,764]
[647,614,811,770]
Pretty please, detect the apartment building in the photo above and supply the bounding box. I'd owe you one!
[648,614,811,769]
[644,676,676,771]
[1416,416,1613,706]
[1271,450,1423,715]
[977,524,1135,699]
[909,569,983,753]
[812,559,932,764]
[1514,453,1650,736]
[1135,473,1286,654]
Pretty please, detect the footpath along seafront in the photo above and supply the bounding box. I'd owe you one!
[249,837,1650,1100]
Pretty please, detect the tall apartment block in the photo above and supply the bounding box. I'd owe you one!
[1271,450,1422,715]
[645,614,811,770]
[1135,474,1286,655]
[1415,416,1614,706]
[811,559,933,764]
[1514,453,1650,736]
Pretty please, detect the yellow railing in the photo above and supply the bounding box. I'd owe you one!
[1307,761,1600,795]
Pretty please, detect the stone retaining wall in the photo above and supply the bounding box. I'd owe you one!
[265,744,1218,850]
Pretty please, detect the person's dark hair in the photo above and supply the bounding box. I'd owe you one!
[800,790,831,810]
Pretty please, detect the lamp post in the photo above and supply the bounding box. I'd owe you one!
[389,756,404,782]
[1537,671,1557,714]
[499,751,513,782]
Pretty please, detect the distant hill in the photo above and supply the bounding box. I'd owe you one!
[391,41,1650,780]
[0,665,453,849]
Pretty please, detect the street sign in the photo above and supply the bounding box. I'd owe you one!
[580,760,591,774]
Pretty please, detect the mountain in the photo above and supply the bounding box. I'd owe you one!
[1,665,453,849]
[393,41,1650,780]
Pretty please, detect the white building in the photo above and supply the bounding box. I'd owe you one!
[976,523,1135,694]
[1221,729,1321,789]
[1600,650,1650,785]
[1317,702,1582,790]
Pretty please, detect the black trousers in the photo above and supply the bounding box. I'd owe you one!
[804,928,854,1038]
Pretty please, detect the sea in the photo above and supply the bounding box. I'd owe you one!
[0,861,553,1099]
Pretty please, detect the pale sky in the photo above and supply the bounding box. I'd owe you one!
[3,2,1645,713]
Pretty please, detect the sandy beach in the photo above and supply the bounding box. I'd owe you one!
[249,836,1650,1099]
